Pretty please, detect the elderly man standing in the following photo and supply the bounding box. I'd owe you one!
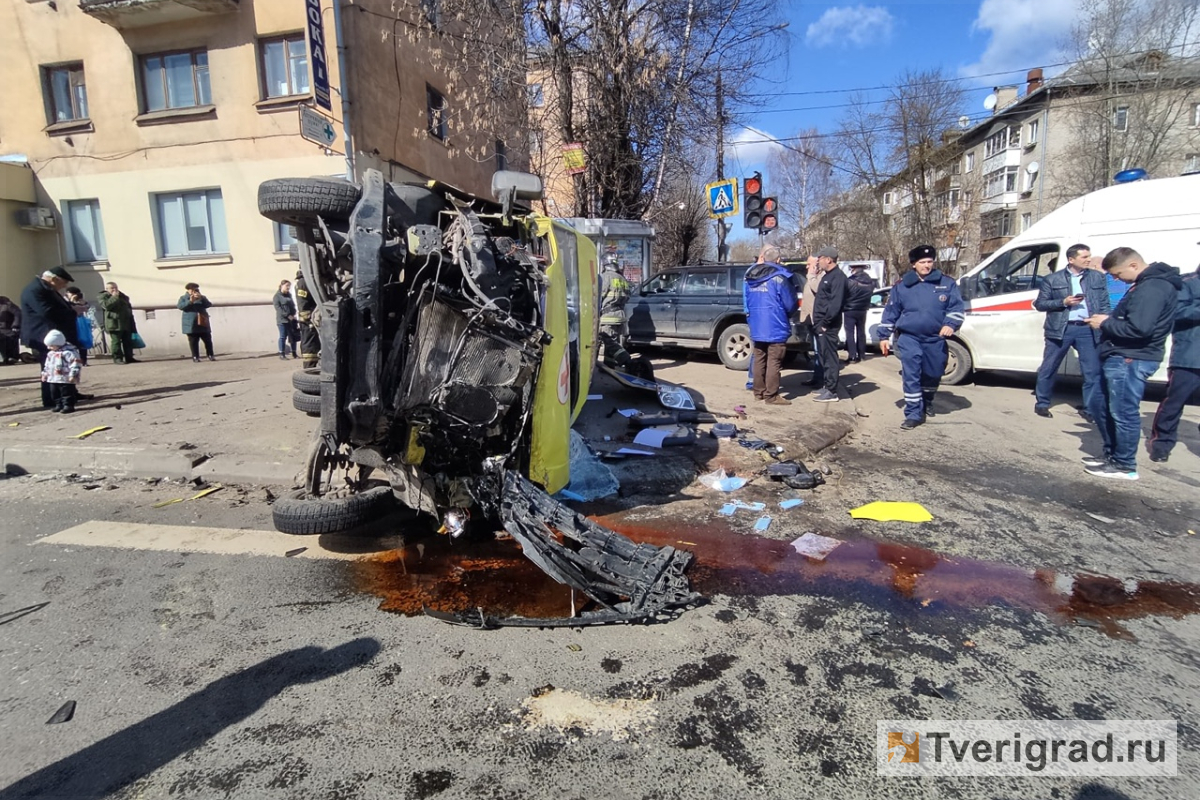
[744,245,795,405]
[20,266,79,408]
[1032,243,1109,420]
[98,282,138,364]
[877,245,965,429]
[810,246,847,402]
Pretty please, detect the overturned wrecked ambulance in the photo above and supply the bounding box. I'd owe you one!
[257,170,697,625]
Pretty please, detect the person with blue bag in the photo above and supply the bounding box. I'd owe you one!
[65,287,94,366]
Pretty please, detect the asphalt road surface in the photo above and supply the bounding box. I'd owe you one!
[1,354,1198,799]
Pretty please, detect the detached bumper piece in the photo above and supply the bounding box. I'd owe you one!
[429,471,701,628]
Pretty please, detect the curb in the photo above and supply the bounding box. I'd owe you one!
[1,444,297,486]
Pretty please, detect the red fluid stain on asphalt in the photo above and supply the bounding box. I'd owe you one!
[352,512,1200,637]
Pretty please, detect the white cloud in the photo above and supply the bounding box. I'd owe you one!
[727,126,785,167]
[805,5,895,48]
[959,0,1080,78]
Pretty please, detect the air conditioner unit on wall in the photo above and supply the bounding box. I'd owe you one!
[14,207,57,231]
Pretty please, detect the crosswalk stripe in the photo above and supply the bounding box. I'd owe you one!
[36,521,367,561]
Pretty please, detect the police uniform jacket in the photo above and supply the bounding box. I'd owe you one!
[876,268,965,340]
[1032,267,1110,341]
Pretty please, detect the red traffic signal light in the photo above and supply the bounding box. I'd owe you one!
[761,197,778,231]
[743,172,764,228]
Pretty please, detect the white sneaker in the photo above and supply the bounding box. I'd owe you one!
[1085,462,1138,480]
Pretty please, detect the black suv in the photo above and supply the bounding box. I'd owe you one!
[627,264,807,370]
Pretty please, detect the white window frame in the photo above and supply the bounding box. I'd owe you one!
[883,191,895,206]
[964,152,975,173]
[984,166,1019,198]
[154,188,229,258]
[529,131,542,155]
[1113,105,1129,132]
[1185,153,1200,174]
[64,198,107,263]
[984,129,1009,158]
[259,34,309,99]
[527,83,545,108]
[1027,118,1039,144]
[1192,103,1200,128]
[1021,212,1032,232]
[426,84,447,141]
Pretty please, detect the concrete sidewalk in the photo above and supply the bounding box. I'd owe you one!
[0,353,312,485]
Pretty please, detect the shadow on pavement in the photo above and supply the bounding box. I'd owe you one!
[0,638,381,800]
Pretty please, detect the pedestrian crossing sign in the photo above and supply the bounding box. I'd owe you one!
[706,178,739,219]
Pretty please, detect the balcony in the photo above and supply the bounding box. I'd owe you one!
[80,0,238,29]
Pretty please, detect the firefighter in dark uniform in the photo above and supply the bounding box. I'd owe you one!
[294,270,320,369]
[876,245,966,429]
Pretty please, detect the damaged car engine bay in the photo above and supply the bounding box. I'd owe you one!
[258,169,699,627]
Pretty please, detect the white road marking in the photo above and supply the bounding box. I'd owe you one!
[36,521,378,561]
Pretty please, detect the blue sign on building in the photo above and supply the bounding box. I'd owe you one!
[306,0,332,111]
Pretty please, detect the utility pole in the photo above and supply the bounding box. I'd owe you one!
[715,71,728,263]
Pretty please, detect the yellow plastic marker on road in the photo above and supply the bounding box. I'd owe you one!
[70,426,111,440]
[849,501,933,523]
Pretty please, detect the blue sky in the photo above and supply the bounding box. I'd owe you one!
[722,0,1084,231]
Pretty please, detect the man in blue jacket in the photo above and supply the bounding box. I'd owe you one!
[876,245,965,429]
[744,245,795,405]
[1083,248,1182,480]
[1032,243,1110,420]
[1146,261,1199,463]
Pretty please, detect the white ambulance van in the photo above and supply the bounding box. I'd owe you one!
[946,174,1200,384]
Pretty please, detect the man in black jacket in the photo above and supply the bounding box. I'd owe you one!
[1032,243,1110,420]
[1146,262,1200,463]
[1083,248,1182,480]
[20,266,78,409]
[842,264,877,364]
[810,246,847,402]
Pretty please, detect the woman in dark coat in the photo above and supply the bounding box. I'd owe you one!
[273,280,298,360]
[178,282,215,362]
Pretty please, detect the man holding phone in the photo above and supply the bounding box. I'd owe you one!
[1032,243,1110,420]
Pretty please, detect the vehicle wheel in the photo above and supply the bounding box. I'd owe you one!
[292,368,320,395]
[258,178,360,226]
[717,323,753,370]
[292,389,321,416]
[943,339,973,385]
[271,487,396,535]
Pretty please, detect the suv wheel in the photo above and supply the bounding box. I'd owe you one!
[943,339,973,385]
[717,323,752,370]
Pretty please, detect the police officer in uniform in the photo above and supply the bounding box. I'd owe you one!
[876,245,965,429]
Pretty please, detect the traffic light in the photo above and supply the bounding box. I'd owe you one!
[743,172,763,229]
[761,197,778,232]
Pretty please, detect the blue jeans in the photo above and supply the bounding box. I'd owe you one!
[1098,356,1159,470]
[277,323,297,355]
[1035,323,1103,421]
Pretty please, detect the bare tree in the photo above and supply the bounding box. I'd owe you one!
[766,128,836,248]
[529,0,787,219]
[652,179,715,268]
[1053,0,1200,197]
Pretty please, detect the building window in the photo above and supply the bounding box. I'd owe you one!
[1027,118,1039,144]
[1113,105,1129,132]
[984,166,1019,198]
[1023,168,1037,192]
[949,188,961,208]
[495,140,507,172]
[1021,212,1032,232]
[420,0,441,28]
[984,129,1009,158]
[883,191,895,206]
[1008,125,1021,148]
[981,210,1014,240]
[1192,103,1200,127]
[964,152,975,173]
[141,50,211,112]
[273,221,298,253]
[65,199,106,262]
[43,63,89,123]
[427,85,447,141]
[1185,154,1200,174]
[527,83,544,108]
[154,189,228,258]
[529,131,542,155]
[260,35,309,99]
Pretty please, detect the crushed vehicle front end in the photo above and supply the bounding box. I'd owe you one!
[258,170,698,625]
